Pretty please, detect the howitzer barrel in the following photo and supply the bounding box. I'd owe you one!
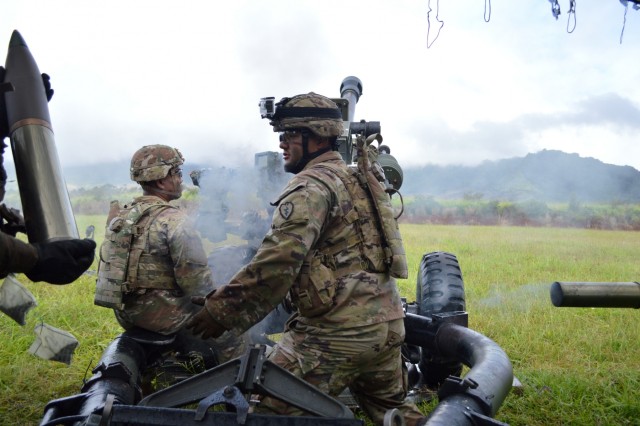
[4,30,78,243]
[340,76,362,122]
[550,281,640,308]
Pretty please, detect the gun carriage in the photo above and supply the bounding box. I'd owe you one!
[40,77,513,426]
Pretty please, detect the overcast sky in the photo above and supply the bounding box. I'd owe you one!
[2,1,640,172]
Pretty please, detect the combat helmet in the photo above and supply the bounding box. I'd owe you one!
[270,93,344,138]
[130,145,184,182]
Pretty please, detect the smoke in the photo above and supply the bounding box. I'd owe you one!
[475,283,550,312]
[188,154,293,340]
[188,151,290,271]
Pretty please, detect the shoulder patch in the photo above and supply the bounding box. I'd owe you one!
[271,183,309,228]
[272,181,307,206]
[279,202,294,220]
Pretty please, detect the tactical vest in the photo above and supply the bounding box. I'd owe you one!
[95,200,178,310]
[354,133,408,279]
[291,150,408,317]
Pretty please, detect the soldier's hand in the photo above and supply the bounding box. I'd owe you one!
[0,204,26,236]
[0,68,52,141]
[41,73,54,102]
[0,66,9,140]
[186,296,227,339]
[26,238,96,284]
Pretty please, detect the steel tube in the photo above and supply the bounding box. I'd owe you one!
[4,30,78,242]
[339,76,362,122]
[404,314,513,425]
[550,281,640,308]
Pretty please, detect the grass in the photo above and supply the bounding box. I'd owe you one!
[399,224,640,426]
[1,221,639,425]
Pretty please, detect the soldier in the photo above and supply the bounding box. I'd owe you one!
[0,66,95,284]
[187,93,426,425]
[95,144,244,366]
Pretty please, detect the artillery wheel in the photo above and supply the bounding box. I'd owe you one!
[415,251,466,389]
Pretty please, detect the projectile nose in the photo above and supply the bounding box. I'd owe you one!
[10,30,27,47]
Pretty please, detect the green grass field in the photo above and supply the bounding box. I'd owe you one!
[1,220,639,425]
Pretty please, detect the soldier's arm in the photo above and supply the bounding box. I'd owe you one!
[0,231,38,278]
[204,177,331,334]
[165,211,215,296]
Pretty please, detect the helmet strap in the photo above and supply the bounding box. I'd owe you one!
[287,131,331,174]
[141,181,182,201]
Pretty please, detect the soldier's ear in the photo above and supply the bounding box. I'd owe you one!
[140,180,160,194]
[312,136,330,151]
[155,175,172,189]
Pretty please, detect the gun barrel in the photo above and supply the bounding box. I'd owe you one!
[340,76,363,122]
[4,30,78,242]
[550,281,640,308]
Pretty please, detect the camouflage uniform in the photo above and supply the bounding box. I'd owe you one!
[0,141,37,277]
[106,195,214,335]
[0,231,37,278]
[201,150,424,425]
[96,145,246,363]
[188,93,424,424]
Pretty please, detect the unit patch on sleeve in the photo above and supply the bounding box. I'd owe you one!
[279,202,294,220]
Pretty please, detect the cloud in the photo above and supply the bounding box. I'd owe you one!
[403,93,640,167]
[3,1,640,171]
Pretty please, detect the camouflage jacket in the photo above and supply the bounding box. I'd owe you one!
[0,231,37,278]
[205,151,405,334]
[0,140,37,278]
[105,195,214,335]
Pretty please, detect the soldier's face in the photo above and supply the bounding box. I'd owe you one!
[169,168,183,199]
[158,167,183,201]
[279,130,303,173]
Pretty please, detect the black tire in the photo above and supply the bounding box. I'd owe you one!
[415,251,466,389]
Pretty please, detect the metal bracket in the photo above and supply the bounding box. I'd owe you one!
[438,376,479,396]
[195,385,249,424]
[465,409,511,426]
[139,345,354,419]
[439,375,494,418]
[431,311,468,328]
[98,394,115,426]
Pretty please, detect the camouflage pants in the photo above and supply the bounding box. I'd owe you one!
[254,317,425,426]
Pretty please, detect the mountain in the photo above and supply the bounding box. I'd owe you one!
[60,161,216,188]
[56,150,640,203]
[401,150,640,202]
[62,161,132,188]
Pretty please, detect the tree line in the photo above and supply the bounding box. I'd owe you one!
[399,194,640,230]
[70,185,640,231]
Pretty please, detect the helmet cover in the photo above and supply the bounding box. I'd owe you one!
[270,92,343,138]
[130,145,184,182]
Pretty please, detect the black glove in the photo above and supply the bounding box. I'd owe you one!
[186,295,227,339]
[41,73,54,102]
[26,238,96,284]
[0,66,9,141]
[0,204,26,236]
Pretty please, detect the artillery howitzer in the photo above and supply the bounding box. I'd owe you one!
[550,281,640,308]
[40,77,514,426]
